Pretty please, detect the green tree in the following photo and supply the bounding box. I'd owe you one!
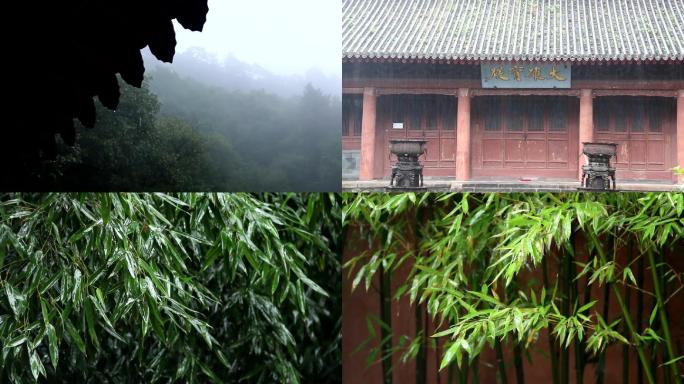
[46,77,228,191]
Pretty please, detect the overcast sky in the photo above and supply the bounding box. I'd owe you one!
[173,0,340,77]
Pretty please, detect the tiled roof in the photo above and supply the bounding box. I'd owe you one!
[342,0,684,62]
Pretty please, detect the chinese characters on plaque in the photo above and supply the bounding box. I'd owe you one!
[481,63,571,88]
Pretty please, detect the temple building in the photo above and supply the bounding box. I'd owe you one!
[342,0,684,186]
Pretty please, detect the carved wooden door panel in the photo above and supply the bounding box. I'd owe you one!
[381,95,457,177]
[593,97,674,181]
[473,96,577,179]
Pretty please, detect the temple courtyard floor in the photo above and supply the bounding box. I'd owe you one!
[342,178,683,193]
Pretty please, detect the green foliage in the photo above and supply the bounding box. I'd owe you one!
[0,193,340,383]
[45,78,221,191]
[37,69,340,191]
[344,192,684,383]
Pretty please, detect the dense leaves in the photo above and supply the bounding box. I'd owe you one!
[0,193,340,383]
[344,192,684,383]
[41,78,222,191]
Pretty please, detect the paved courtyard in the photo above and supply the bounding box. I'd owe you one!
[343,178,683,192]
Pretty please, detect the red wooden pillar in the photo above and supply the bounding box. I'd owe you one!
[578,89,594,180]
[455,88,471,181]
[359,87,377,180]
[678,90,684,183]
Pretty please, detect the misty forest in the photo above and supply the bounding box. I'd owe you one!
[29,50,340,192]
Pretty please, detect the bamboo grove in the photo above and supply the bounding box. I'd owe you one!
[0,193,341,383]
[343,192,684,384]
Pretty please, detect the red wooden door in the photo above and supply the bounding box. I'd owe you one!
[342,95,362,151]
[380,95,457,177]
[472,96,578,179]
[593,97,675,181]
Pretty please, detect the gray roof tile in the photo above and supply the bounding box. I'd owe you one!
[342,0,684,62]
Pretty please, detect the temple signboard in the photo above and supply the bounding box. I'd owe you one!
[481,63,571,88]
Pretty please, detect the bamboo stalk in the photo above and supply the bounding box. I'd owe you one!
[380,264,393,384]
[542,255,560,384]
[513,344,525,384]
[582,263,592,376]
[622,236,632,384]
[596,236,614,384]
[612,283,654,384]
[622,283,631,384]
[649,296,658,384]
[596,283,610,384]
[587,231,655,384]
[416,302,426,384]
[460,360,469,384]
[569,238,585,384]
[495,338,508,384]
[471,356,480,384]
[560,245,570,384]
[505,278,525,384]
[637,250,645,384]
[646,247,681,384]
[660,249,671,384]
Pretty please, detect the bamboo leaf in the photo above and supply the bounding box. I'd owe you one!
[64,318,86,356]
[5,336,28,348]
[46,323,58,369]
[5,283,22,318]
[441,341,461,370]
[84,299,99,347]
[29,349,46,380]
[649,306,658,327]
[660,355,684,367]
[623,267,637,286]
[577,300,597,314]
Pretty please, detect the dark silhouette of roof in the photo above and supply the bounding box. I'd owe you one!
[3,1,209,188]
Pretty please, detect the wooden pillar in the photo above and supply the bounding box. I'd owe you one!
[678,90,684,183]
[578,89,594,180]
[359,87,377,180]
[455,88,471,181]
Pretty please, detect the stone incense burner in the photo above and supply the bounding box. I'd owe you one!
[388,139,427,188]
[581,142,617,190]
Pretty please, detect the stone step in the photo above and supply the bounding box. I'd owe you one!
[461,188,577,193]
[461,183,578,192]
[342,181,681,192]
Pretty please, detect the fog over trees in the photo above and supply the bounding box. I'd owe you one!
[34,49,340,192]
[145,48,341,97]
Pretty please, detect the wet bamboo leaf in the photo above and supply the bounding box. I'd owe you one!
[0,193,340,383]
[29,349,45,380]
[46,324,58,369]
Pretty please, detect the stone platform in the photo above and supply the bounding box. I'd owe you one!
[343,178,683,193]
